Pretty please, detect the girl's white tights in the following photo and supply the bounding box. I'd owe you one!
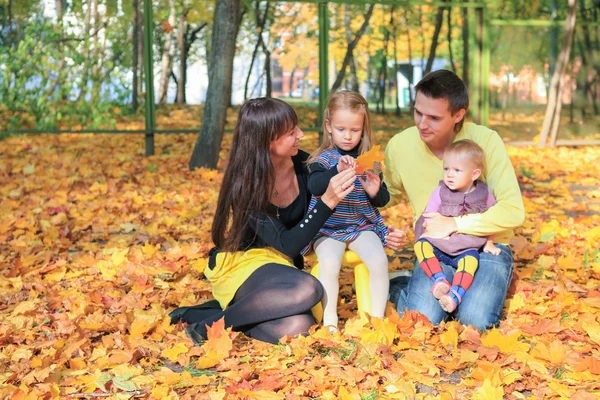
[314,232,389,328]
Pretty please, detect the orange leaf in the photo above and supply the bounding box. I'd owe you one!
[206,317,225,339]
[161,21,174,33]
[355,145,384,174]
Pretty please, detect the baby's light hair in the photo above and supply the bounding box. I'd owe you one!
[444,139,486,175]
[308,90,372,165]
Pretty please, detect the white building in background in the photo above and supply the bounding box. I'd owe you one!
[394,58,449,108]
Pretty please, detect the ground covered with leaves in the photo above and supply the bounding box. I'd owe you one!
[1,132,600,399]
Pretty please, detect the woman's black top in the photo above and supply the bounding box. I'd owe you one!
[209,150,334,270]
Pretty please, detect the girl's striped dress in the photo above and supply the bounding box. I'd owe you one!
[302,148,388,254]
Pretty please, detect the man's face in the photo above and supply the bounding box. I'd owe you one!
[413,93,466,150]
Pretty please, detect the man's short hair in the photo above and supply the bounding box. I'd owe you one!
[415,70,469,132]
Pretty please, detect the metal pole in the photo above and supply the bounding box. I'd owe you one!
[318,1,329,131]
[143,0,156,156]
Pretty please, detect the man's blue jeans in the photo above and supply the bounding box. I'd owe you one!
[389,244,514,330]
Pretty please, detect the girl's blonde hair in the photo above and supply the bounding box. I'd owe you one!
[444,139,486,175]
[307,90,372,165]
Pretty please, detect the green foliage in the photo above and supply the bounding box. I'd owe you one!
[0,1,134,131]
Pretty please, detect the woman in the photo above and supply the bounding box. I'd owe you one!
[171,98,404,344]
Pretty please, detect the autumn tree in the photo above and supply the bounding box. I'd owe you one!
[538,0,577,147]
[244,0,274,100]
[330,4,374,92]
[189,0,242,170]
[175,1,210,104]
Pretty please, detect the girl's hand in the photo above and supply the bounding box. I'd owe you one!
[337,155,356,172]
[386,225,406,250]
[321,168,356,209]
[358,170,381,198]
[483,241,501,255]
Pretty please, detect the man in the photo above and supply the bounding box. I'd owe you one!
[385,70,525,329]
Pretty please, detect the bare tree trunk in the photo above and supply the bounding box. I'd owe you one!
[77,0,93,102]
[176,9,186,103]
[244,1,270,99]
[391,6,401,116]
[377,8,391,114]
[461,2,469,87]
[538,0,576,148]
[447,7,456,73]
[177,21,207,104]
[344,4,359,91]
[7,0,13,48]
[49,0,66,98]
[331,5,374,92]
[132,0,140,109]
[418,6,426,72]
[158,0,176,104]
[289,65,296,96]
[91,0,100,101]
[406,8,414,107]
[189,0,242,170]
[262,41,272,97]
[137,5,144,103]
[244,39,262,99]
[425,2,446,74]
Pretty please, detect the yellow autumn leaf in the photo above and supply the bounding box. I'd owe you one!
[11,300,38,315]
[476,378,504,400]
[582,322,600,346]
[142,242,159,257]
[481,329,529,354]
[507,293,526,313]
[161,343,189,362]
[440,321,459,349]
[129,308,161,339]
[110,248,129,267]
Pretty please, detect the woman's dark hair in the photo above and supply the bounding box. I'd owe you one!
[415,69,469,132]
[211,98,298,251]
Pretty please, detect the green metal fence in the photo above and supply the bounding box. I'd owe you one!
[3,0,599,153]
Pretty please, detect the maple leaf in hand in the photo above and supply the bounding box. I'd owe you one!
[355,145,385,174]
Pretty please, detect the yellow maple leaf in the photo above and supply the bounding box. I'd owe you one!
[582,322,600,346]
[355,145,384,174]
[150,384,172,398]
[142,242,159,257]
[480,329,529,354]
[161,343,189,362]
[129,308,161,339]
[476,378,504,400]
[440,321,459,349]
[11,300,38,316]
[507,293,526,313]
[110,248,129,267]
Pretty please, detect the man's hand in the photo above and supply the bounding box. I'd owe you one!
[385,225,406,250]
[358,170,380,198]
[421,212,457,239]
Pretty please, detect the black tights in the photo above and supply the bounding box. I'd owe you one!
[184,263,324,344]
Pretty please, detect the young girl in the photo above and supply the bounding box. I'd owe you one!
[305,91,397,330]
[414,139,500,313]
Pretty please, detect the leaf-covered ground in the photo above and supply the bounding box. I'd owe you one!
[1,131,600,399]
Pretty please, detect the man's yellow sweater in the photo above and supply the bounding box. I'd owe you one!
[384,122,525,245]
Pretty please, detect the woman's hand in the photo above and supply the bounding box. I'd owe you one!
[422,212,457,239]
[337,155,356,172]
[385,225,406,250]
[321,168,356,209]
[358,170,380,198]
